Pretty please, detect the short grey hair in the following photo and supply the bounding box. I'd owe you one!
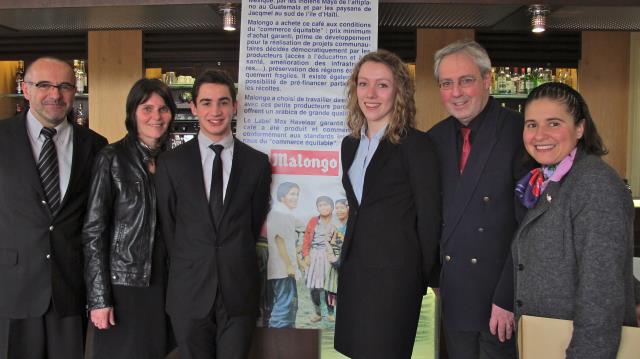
[433,40,492,81]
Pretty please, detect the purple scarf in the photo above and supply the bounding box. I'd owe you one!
[515,148,577,209]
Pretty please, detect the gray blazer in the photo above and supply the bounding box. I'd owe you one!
[513,151,637,359]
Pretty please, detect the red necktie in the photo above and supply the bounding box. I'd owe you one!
[459,127,471,174]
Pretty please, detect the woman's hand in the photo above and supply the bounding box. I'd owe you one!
[91,307,116,330]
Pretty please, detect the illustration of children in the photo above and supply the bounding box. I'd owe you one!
[302,196,336,323]
[324,198,348,321]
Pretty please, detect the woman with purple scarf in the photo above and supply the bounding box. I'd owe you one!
[512,82,637,359]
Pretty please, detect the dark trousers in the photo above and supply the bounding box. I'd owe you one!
[171,292,255,359]
[309,288,334,315]
[0,303,84,359]
[443,325,517,359]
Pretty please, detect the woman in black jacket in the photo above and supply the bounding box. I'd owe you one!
[82,78,176,359]
[333,50,441,358]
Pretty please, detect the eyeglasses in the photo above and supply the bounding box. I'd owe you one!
[438,76,477,91]
[24,81,76,93]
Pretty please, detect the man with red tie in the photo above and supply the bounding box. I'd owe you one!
[426,40,533,359]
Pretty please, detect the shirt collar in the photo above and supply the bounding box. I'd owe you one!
[455,97,493,132]
[360,124,387,141]
[26,110,70,143]
[198,131,234,152]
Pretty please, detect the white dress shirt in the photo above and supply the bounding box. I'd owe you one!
[198,131,234,202]
[26,111,74,201]
[348,125,386,205]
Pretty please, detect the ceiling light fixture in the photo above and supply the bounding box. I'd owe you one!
[529,4,550,33]
[221,3,236,32]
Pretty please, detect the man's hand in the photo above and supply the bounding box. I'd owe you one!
[489,303,514,342]
[91,307,116,330]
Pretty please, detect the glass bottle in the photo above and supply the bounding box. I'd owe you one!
[75,60,85,94]
[15,60,24,94]
[497,67,507,94]
[80,60,88,89]
[525,67,534,93]
[519,68,528,94]
[75,103,87,126]
[504,67,512,94]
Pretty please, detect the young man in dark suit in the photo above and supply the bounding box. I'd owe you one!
[426,41,533,359]
[155,70,271,359]
[0,57,107,359]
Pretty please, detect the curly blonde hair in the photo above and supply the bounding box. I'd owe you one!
[345,49,416,144]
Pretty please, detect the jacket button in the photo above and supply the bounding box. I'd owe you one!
[49,225,54,231]
[518,264,524,271]
[470,258,477,264]
[41,200,47,205]
[445,255,451,262]
[516,300,523,307]
[45,254,51,259]
[112,275,117,280]
[477,227,484,232]
[483,196,490,202]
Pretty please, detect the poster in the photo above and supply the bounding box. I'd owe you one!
[236,0,378,330]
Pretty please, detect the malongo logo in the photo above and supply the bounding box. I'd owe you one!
[270,150,339,176]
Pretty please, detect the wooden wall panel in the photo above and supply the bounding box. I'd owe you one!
[88,30,142,143]
[626,32,640,194]
[579,32,630,178]
[414,29,474,132]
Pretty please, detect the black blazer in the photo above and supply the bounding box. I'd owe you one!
[155,137,271,319]
[0,113,107,318]
[334,127,441,359]
[427,98,533,331]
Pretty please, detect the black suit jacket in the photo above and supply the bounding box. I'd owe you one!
[427,98,533,331]
[155,137,271,319]
[334,127,441,358]
[0,113,107,318]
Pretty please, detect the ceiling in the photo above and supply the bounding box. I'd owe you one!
[0,2,639,33]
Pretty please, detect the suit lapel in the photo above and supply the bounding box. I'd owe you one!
[341,136,358,206]
[59,123,90,212]
[184,139,215,229]
[360,139,393,205]
[513,182,560,240]
[8,114,45,199]
[218,138,244,228]
[442,101,500,244]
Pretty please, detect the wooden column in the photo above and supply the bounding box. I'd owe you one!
[579,31,630,178]
[626,32,640,194]
[88,30,142,143]
[414,29,474,132]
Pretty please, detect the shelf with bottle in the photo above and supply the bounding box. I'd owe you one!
[5,58,90,98]
[490,66,577,98]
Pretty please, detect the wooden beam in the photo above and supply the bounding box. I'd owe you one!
[579,31,630,178]
[88,30,142,143]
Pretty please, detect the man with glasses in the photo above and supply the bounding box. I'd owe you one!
[426,40,533,359]
[0,57,107,359]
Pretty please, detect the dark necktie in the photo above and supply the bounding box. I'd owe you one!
[38,127,61,214]
[459,127,471,174]
[209,144,224,227]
